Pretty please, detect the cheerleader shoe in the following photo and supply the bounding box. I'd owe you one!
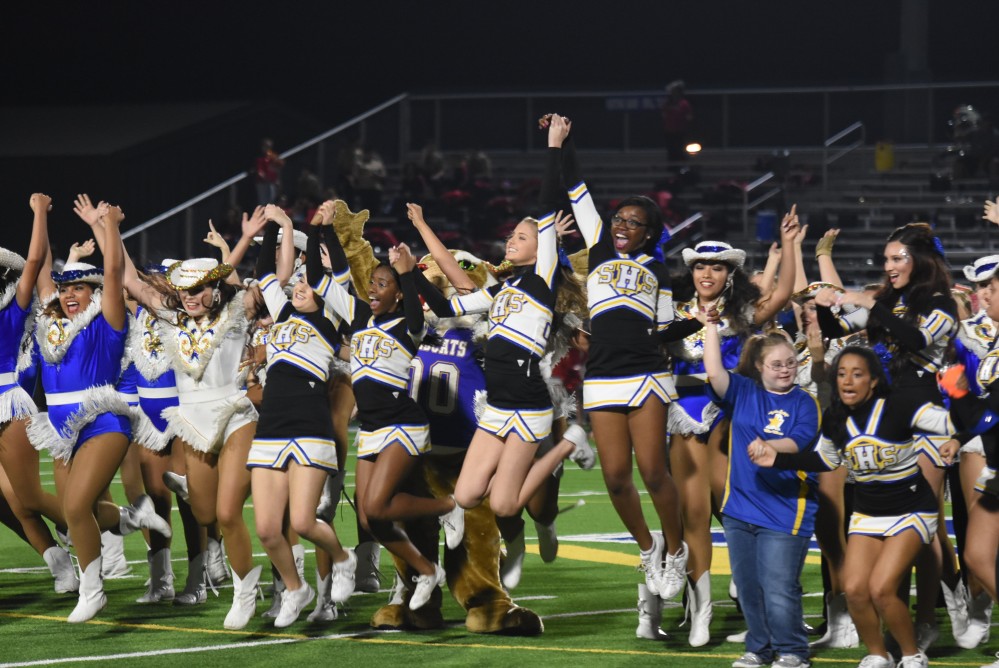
[67,559,106,623]
[726,630,749,643]
[501,529,526,590]
[439,497,465,549]
[274,583,314,628]
[119,495,172,538]
[979,653,999,668]
[915,622,939,654]
[660,541,689,600]
[534,520,558,563]
[409,564,445,611]
[857,655,895,668]
[638,532,666,596]
[206,538,229,584]
[941,579,970,640]
[898,653,928,668]
[957,591,994,649]
[162,472,189,503]
[330,548,357,603]
[173,552,207,606]
[136,548,175,603]
[565,425,595,469]
[223,565,263,630]
[307,571,339,623]
[43,546,79,594]
[315,472,343,523]
[101,531,131,579]
[636,583,668,640]
[354,541,381,593]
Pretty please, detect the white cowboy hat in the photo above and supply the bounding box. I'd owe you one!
[681,241,746,268]
[252,229,308,253]
[51,262,104,286]
[165,258,234,291]
[963,255,999,283]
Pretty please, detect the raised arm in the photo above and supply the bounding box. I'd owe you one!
[254,219,279,278]
[101,205,127,331]
[535,210,562,289]
[545,115,601,249]
[792,223,809,293]
[263,204,296,284]
[814,228,845,287]
[754,205,799,324]
[225,206,269,281]
[203,220,232,263]
[18,194,51,309]
[390,244,427,336]
[703,319,730,398]
[407,202,475,293]
[66,239,96,265]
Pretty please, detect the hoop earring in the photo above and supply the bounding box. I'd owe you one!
[212,289,221,307]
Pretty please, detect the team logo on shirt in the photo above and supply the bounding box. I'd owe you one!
[596,262,655,296]
[269,321,315,348]
[980,349,999,387]
[491,291,525,323]
[352,331,396,364]
[763,409,789,436]
[844,437,897,471]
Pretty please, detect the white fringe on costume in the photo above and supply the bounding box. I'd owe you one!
[27,384,134,462]
[35,292,103,365]
[158,294,247,383]
[161,395,256,455]
[0,386,36,422]
[667,400,721,438]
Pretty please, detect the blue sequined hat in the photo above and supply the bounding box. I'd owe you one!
[963,255,999,283]
[681,241,746,268]
[52,261,104,286]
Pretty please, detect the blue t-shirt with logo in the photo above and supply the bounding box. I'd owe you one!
[712,372,820,536]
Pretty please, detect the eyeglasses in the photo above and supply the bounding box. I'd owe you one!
[764,358,799,372]
[181,284,209,297]
[611,214,647,230]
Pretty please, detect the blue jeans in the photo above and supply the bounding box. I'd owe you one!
[723,515,810,662]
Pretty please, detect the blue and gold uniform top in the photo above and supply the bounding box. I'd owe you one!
[818,292,956,382]
[0,283,29,377]
[415,214,558,409]
[712,372,820,536]
[956,310,997,396]
[565,180,672,378]
[259,274,340,383]
[410,327,485,452]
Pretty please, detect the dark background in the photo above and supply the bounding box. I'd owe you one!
[3,1,999,253]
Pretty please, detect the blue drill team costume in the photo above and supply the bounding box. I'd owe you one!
[27,271,133,462]
[414,212,559,444]
[315,225,429,459]
[549,138,678,412]
[246,223,345,472]
[0,280,37,423]
[129,304,180,451]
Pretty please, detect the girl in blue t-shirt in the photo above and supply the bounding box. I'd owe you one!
[704,321,820,668]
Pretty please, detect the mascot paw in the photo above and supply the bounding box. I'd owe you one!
[465,604,544,636]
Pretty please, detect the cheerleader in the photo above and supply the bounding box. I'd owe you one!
[0,194,78,593]
[753,346,960,668]
[543,114,688,606]
[409,197,589,527]
[121,206,268,629]
[314,215,461,611]
[247,206,356,628]
[814,223,958,651]
[667,211,800,646]
[29,202,171,622]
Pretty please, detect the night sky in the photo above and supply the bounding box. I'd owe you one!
[7,1,999,123]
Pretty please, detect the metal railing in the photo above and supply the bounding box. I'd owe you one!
[822,121,866,191]
[125,81,999,259]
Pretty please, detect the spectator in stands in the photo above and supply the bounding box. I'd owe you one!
[661,80,693,163]
[354,149,387,214]
[255,138,284,205]
[336,139,363,207]
[419,141,447,195]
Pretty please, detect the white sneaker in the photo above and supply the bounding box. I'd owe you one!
[162,472,189,503]
[732,652,767,668]
[501,529,526,590]
[638,532,666,596]
[774,655,810,668]
[43,546,79,594]
[534,520,558,563]
[564,425,595,469]
[119,495,172,538]
[958,591,994,649]
[898,653,928,668]
[100,532,132,579]
[409,564,445,611]
[388,570,406,606]
[660,541,689,599]
[980,652,999,668]
[858,654,895,668]
[223,565,263,630]
[439,498,465,549]
[330,549,357,603]
[274,583,315,628]
[914,622,939,654]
